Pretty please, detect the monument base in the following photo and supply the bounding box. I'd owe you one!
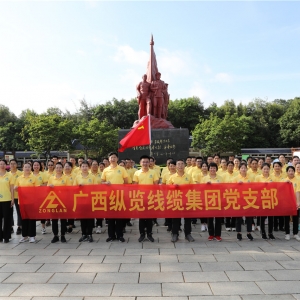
[132,115,174,129]
[118,128,189,165]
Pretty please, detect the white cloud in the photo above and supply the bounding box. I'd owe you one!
[215,72,233,83]
[113,45,148,67]
[188,82,209,100]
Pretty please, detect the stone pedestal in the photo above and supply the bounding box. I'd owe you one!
[118,128,189,165]
[132,115,174,129]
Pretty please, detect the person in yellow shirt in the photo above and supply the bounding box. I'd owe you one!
[167,159,194,243]
[0,159,15,243]
[160,158,174,179]
[32,161,48,234]
[90,160,102,184]
[207,155,213,165]
[213,154,221,169]
[295,163,300,178]
[69,156,79,176]
[232,163,254,241]
[184,156,192,173]
[74,160,96,242]
[45,160,55,181]
[48,162,68,243]
[133,155,159,242]
[282,166,300,241]
[279,154,288,176]
[193,161,209,184]
[9,159,22,235]
[248,158,262,177]
[233,158,240,174]
[217,158,228,177]
[223,161,236,183]
[99,162,105,175]
[254,163,275,241]
[201,162,223,242]
[125,158,136,182]
[190,157,203,179]
[102,152,128,243]
[14,162,39,243]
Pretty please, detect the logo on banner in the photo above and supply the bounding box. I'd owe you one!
[39,191,67,213]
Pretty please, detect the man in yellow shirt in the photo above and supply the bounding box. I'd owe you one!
[160,157,174,179]
[184,156,192,173]
[133,155,159,242]
[213,154,221,169]
[167,159,194,243]
[247,158,261,179]
[101,152,128,243]
[217,158,228,177]
[191,157,203,183]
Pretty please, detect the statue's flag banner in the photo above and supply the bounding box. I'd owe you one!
[118,115,151,152]
[18,182,297,219]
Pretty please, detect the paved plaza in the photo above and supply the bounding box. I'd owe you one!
[1,219,300,299]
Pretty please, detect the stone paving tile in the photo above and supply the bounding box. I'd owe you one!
[286,253,300,260]
[112,283,161,296]
[162,282,212,296]
[4,272,53,283]
[183,271,229,282]
[177,254,216,263]
[54,249,91,256]
[210,281,263,295]
[94,272,139,283]
[110,243,142,249]
[0,273,12,282]
[140,272,183,283]
[0,249,25,256]
[77,243,111,250]
[78,263,120,272]
[214,254,255,262]
[190,297,241,300]
[0,256,33,264]
[37,263,81,273]
[226,247,264,254]
[193,247,229,255]
[142,242,175,249]
[0,263,43,273]
[226,270,275,281]
[62,283,113,296]
[13,243,49,249]
[45,243,79,249]
[0,284,20,296]
[103,255,140,263]
[65,255,104,263]
[159,248,194,255]
[201,262,243,272]
[0,297,32,300]
[161,262,201,272]
[33,298,84,300]
[27,255,69,263]
[12,284,66,296]
[20,249,58,256]
[49,272,96,283]
[239,261,284,270]
[277,260,300,269]
[257,281,300,294]
[125,248,159,255]
[293,295,300,300]
[242,296,295,300]
[260,246,298,253]
[137,298,188,300]
[86,298,134,300]
[268,269,300,280]
[141,254,178,263]
[89,248,125,255]
[250,253,293,261]
[120,263,160,272]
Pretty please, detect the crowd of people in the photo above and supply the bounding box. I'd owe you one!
[0,152,299,245]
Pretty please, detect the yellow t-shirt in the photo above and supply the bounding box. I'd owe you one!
[125,168,135,180]
[9,170,22,199]
[254,174,273,182]
[73,173,96,185]
[282,177,300,193]
[271,173,286,182]
[48,175,68,186]
[162,172,176,184]
[44,170,55,181]
[150,165,161,178]
[101,165,128,184]
[167,172,193,185]
[133,169,159,184]
[0,172,14,202]
[187,166,197,175]
[32,172,48,186]
[184,165,192,173]
[232,174,253,183]
[90,171,102,184]
[15,174,39,187]
[64,174,74,186]
[201,174,223,183]
[190,167,202,177]
[217,168,228,177]
[160,167,169,179]
[248,169,262,176]
[222,172,236,183]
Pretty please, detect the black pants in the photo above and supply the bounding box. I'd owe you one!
[96,218,103,227]
[52,219,67,236]
[172,218,192,236]
[226,217,236,228]
[236,217,252,233]
[260,216,274,234]
[11,198,22,227]
[208,217,222,237]
[0,201,12,240]
[285,211,299,235]
[165,218,172,226]
[139,219,153,235]
[274,216,284,229]
[22,219,36,237]
[67,219,74,226]
[80,219,93,236]
[201,218,207,224]
[108,219,124,238]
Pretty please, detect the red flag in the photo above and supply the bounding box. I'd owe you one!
[119,115,151,152]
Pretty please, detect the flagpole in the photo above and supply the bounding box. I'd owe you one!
[148,114,152,157]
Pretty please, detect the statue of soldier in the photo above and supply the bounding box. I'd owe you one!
[150,72,165,119]
[136,74,151,119]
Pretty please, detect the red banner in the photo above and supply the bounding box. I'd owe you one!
[18,182,297,219]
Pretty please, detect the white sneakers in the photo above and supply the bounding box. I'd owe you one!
[96,226,102,234]
[285,234,290,240]
[201,224,206,232]
[41,228,46,234]
[256,226,261,231]
[29,237,36,243]
[232,228,236,232]
[19,237,29,243]
[294,234,300,241]
[226,227,231,231]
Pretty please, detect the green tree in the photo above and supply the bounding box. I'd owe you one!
[279,97,300,146]
[192,113,252,155]
[75,118,118,159]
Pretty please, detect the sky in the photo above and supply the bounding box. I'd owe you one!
[0,1,299,116]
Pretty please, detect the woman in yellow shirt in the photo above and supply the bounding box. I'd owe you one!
[0,159,14,243]
[64,162,75,233]
[74,160,96,243]
[254,163,275,241]
[232,163,254,241]
[282,166,300,241]
[201,162,223,242]
[14,162,39,243]
[48,162,68,243]
[9,159,22,235]
[295,163,300,179]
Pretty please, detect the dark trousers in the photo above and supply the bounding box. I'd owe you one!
[201,218,207,224]
[274,216,284,229]
[226,217,236,228]
[67,219,74,226]
[285,211,299,235]
[52,219,67,236]
[236,217,252,233]
[165,218,172,226]
[0,201,12,240]
[11,199,22,227]
[139,219,153,235]
[208,217,222,236]
[80,219,93,236]
[22,219,36,237]
[172,218,192,235]
[96,218,103,227]
[260,216,274,234]
[108,219,124,238]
